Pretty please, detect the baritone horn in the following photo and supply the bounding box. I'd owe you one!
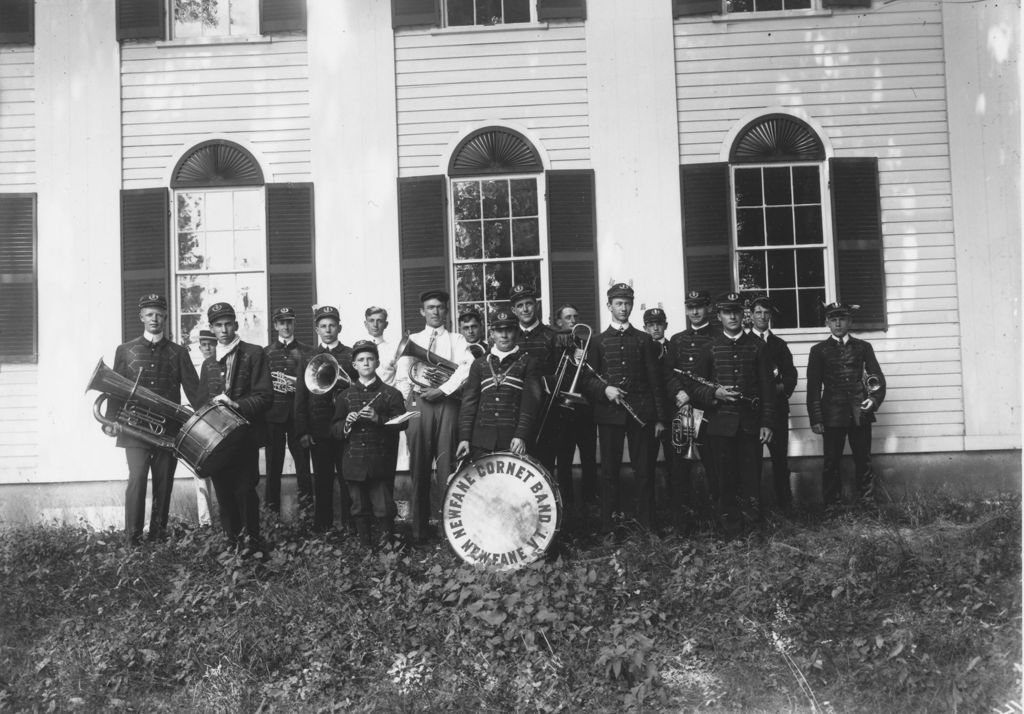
[304,353,352,395]
[395,335,460,389]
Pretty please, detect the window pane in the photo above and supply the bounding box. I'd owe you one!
[727,0,753,11]
[180,313,203,348]
[792,166,820,204]
[795,248,825,287]
[765,207,794,245]
[798,288,827,328]
[785,0,811,9]
[736,208,765,247]
[483,220,511,258]
[759,0,782,10]
[482,180,510,219]
[180,275,206,314]
[453,181,481,220]
[510,179,537,216]
[512,260,542,297]
[448,0,474,24]
[763,167,792,205]
[771,291,798,329]
[229,0,260,35]
[476,0,502,24]
[205,230,234,270]
[204,192,233,231]
[734,168,763,207]
[485,263,511,301]
[233,190,264,229]
[177,193,203,232]
[457,264,485,303]
[178,232,204,270]
[455,222,482,259]
[738,251,766,290]
[767,251,796,288]
[504,0,530,23]
[234,230,264,270]
[512,218,539,256]
[794,206,823,245]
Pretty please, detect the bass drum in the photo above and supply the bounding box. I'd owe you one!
[443,451,562,570]
[174,404,250,479]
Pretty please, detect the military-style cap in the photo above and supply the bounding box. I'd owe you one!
[748,295,779,313]
[314,305,340,323]
[138,293,167,310]
[715,292,744,310]
[824,301,859,318]
[419,289,450,304]
[458,308,483,323]
[207,302,236,322]
[643,307,667,325]
[489,308,517,329]
[351,339,379,359]
[272,306,296,322]
[684,289,711,306]
[509,283,537,305]
[198,329,216,343]
[607,283,635,300]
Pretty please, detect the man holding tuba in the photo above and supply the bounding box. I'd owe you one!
[108,294,201,545]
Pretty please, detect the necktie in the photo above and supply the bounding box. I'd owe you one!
[428,330,437,354]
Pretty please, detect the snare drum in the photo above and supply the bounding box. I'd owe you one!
[443,451,562,570]
[174,404,250,479]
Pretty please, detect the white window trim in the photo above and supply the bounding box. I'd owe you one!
[430,21,550,36]
[447,172,550,323]
[713,7,833,22]
[439,0,540,30]
[729,160,836,335]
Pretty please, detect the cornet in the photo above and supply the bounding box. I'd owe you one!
[271,370,297,394]
[671,404,701,461]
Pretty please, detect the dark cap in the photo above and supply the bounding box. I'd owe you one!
[198,329,216,343]
[364,305,388,319]
[748,295,779,313]
[509,283,537,305]
[138,293,167,310]
[458,308,483,323]
[207,302,236,322]
[607,283,634,300]
[684,289,711,306]
[489,308,517,329]
[272,306,296,322]
[715,292,744,311]
[824,301,859,318]
[643,307,667,325]
[351,339,379,359]
[419,289,449,304]
[314,305,340,323]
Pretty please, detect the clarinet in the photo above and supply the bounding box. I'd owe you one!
[673,368,760,411]
[582,362,647,427]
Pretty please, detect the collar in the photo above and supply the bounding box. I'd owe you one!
[142,332,164,345]
[215,336,241,361]
[490,344,520,360]
[723,330,743,343]
[689,321,709,332]
[425,326,447,337]
[610,321,630,333]
[357,376,380,389]
[519,320,540,334]
[830,334,850,345]
[279,337,293,347]
[368,334,386,345]
[319,341,339,351]
[752,328,771,340]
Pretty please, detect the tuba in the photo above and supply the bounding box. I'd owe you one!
[304,353,352,395]
[395,334,460,389]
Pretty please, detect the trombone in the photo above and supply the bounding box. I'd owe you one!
[537,323,592,434]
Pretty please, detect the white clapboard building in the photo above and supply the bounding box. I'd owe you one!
[0,0,1018,524]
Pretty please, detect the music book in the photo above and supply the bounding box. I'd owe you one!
[385,412,420,426]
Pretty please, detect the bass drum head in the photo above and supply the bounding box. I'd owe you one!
[174,404,250,479]
[443,451,562,570]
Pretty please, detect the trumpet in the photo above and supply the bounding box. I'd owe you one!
[672,404,701,461]
[395,335,460,389]
[271,370,297,394]
[304,353,352,395]
[673,368,760,411]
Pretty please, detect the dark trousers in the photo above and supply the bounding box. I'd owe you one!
[597,421,658,530]
[124,446,177,542]
[210,445,261,543]
[555,408,598,508]
[265,419,312,514]
[707,431,763,526]
[407,394,459,540]
[346,478,395,519]
[667,437,717,517]
[310,439,350,531]
[822,423,873,504]
[767,423,792,509]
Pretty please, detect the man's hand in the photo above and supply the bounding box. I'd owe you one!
[509,437,526,455]
[212,394,240,409]
[860,397,876,413]
[675,390,691,408]
[456,440,470,459]
[759,427,773,444]
[605,385,626,404]
[420,387,445,403]
[811,423,824,435]
[299,434,315,448]
[714,386,739,403]
[653,422,666,439]
[102,423,123,437]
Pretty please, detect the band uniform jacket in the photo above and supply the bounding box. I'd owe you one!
[294,342,355,440]
[584,325,668,427]
[197,340,274,444]
[683,332,776,437]
[805,336,886,428]
[459,349,543,451]
[515,323,560,378]
[264,338,311,423]
[330,378,408,482]
[109,336,202,448]
[755,331,798,429]
[662,324,717,401]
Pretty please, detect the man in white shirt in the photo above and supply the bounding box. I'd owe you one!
[363,306,397,385]
[395,289,473,542]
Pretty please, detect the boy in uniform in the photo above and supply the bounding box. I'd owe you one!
[193,329,219,526]
[806,302,886,505]
[331,340,408,547]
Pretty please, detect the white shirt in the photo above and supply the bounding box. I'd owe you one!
[490,344,520,360]
[752,328,771,341]
[830,334,851,345]
[394,325,472,399]
[367,332,396,384]
[215,336,241,361]
[142,331,164,344]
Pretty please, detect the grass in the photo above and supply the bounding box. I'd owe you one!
[0,493,1019,713]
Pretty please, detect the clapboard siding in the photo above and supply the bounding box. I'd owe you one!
[675,0,962,455]
[0,48,34,189]
[0,364,37,478]
[120,38,311,187]
[394,25,589,174]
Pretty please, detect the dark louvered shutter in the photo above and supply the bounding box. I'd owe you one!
[266,183,317,346]
[673,0,721,17]
[260,0,306,33]
[392,0,439,28]
[538,0,587,21]
[830,157,887,330]
[0,194,36,362]
[0,0,34,45]
[116,0,166,41]
[121,188,170,343]
[680,163,732,299]
[398,176,448,334]
[822,0,871,8]
[546,169,598,327]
